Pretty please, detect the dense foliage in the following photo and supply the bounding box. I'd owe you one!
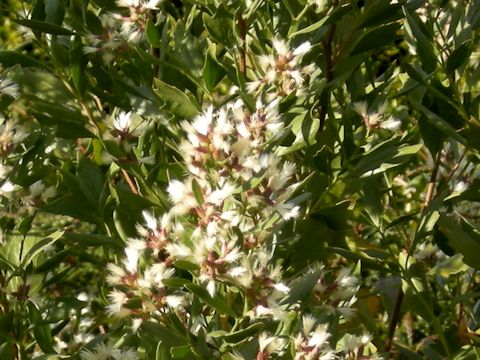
[1,0,480,359]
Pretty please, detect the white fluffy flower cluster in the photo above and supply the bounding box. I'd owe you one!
[0,74,19,99]
[115,0,162,42]
[293,315,335,360]
[81,343,138,360]
[84,0,162,62]
[313,267,360,320]
[248,38,315,98]
[106,99,301,325]
[167,100,300,301]
[353,101,401,132]
[105,211,185,329]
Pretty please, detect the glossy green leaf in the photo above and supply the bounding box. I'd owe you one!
[412,198,441,252]
[170,345,192,359]
[184,284,236,317]
[0,51,49,69]
[446,41,472,72]
[78,158,108,215]
[429,254,468,278]
[41,195,99,223]
[13,19,75,35]
[350,140,422,178]
[203,44,226,92]
[153,78,200,119]
[45,0,65,25]
[437,214,480,269]
[283,266,322,304]
[61,232,123,249]
[351,23,402,55]
[191,178,204,205]
[156,341,169,360]
[202,6,234,44]
[85,10,103,35]
[359,1,403,28]
[8,230,64,281]
[209,322,264,344]
[417,104,466,144]
[141,321,186,348]
[29,302,55,353]
[70,36,87,95]
[404,8,437,72]
[289,16,329,37]
[146,19,161,48]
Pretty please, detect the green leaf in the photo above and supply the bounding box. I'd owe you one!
[153,78,200,119]
[0,311,15,342]
[28,302,55,353]
[289,16,329,37]
[16,215,34,236]
[362,177,384,227]
[190,178,204,205]
[203,44,226,93]
[45,0,66,25]
[146,19,161,48]
[288,217,330,270]
[8,231,64,280]
[170,345,192,359]
[156,341,169,360]
[162,278,191,288]
[445,179,480,203]
[8,129,54,187]
[283,266,322,304]
[28,356,64,360]
[429,254,468,278]
[85,10,103,35]
[284,111,320,154]
[359,1,403,28]
[417,104,466,144]
[174,260,200,272]
[331,54,365,87]
[31,0,46,22]
[350,140,423,178]
[22,230,64,265]
[209,322,264,343]
[351,22,402,55]
[412,198,441,252]
[437,214,480,269]
[141,321,186,348]
[184,283,236,317]
[202,6,234,44]
[78,158,108,215]
[0,51,49,69]
[446,40,472,72]
[62,232,123,249]
[395,343,425,360]
[322,3,353,26]
[35,113,93,138]
[0,253,15,272]
[404,8,437,72]
[70,36,87,95]
[13,19,75,35]
[41,195,99,223]
[418,111,444,156]
[29,98,92,138]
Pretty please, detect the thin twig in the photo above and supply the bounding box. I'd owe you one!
[385,148,443,352]
[235,11,247,78]
[318,1,338,131]
[385,286,404,353]
[424,150,442,207]
[121,168,139,195]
